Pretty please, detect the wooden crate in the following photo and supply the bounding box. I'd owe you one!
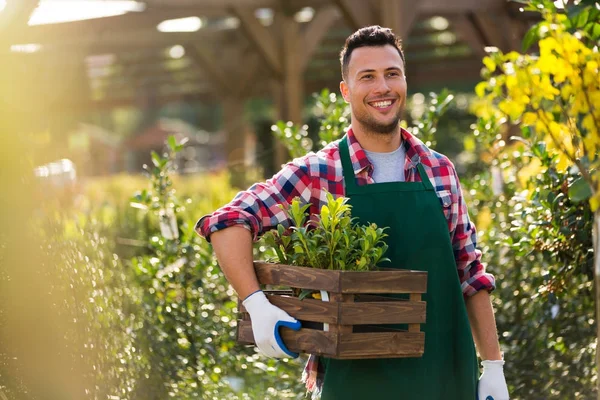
[237,261,427,359]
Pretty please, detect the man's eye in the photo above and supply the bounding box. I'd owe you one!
[361,74,373,80]
[387,72,400,77]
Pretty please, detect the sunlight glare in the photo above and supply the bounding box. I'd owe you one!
[157,16,203,33]
[169,45,185,59]
[28,0,145,26]
[11,43,42,53]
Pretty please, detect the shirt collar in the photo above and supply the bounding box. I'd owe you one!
[345,127,424,176]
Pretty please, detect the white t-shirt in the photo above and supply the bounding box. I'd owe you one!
[363,143,406,183]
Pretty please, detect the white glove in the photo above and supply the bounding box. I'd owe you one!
[242,290,301,358]
[478,360,509,400]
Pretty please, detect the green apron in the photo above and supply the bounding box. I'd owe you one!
[320,137,478,399]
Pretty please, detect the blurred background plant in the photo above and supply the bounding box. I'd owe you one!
[472,0,599,397]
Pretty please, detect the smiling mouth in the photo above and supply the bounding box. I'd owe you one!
[368,99,396,111]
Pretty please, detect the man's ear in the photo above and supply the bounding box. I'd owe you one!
[340,80,350,103]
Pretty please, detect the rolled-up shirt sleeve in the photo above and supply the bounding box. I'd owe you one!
[195,158,313,243]
[449,167,495,297]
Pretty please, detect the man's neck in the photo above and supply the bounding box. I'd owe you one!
[352,124,403,153]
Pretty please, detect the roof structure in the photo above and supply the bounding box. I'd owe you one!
[2,0,538,109]
[1,0,538,179]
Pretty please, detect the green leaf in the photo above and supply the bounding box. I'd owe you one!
[298,289,316,300]
[522,23,540,52]
[532,143,547,158]
[130,202,148,210]
[568,177,593,203]
[151,151,161,167]
[591,20,600,40]
[168,135,177,152]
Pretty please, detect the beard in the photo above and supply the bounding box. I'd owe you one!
[352,103,404,135]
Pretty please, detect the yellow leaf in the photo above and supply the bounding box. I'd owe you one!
[483,57,496,73]
[522,112,537,126]
[555,153,570,173]
[476,207,492,232]
[590,193,600,212]
[475,82,487,98]
[518,158,543,187]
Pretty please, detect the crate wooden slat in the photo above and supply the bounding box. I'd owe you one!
[339,300,426,325]
[259,294,340,324]
[337,331,425,359]
[236,261,428,359]
[240,296,426,325]
[253,262,428,294]
[254,262,341,292]
[340,270,427,294]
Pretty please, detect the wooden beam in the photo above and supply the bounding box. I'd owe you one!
[0,27,224,55]
[0,0,39,40]
[278,12,302,123]
[185,44,235,93]
[143,0,326,8]
[230,6,282,77]
[332,0,376,31]
[237,52,263,98]
[222,96,248,188]
[450,14,487,58]
[299,5,340,72]
[472,12,509,51]
[3,8,221,46]
[380,0,419,42]
[50,90,214,112]
[419,0,504,14]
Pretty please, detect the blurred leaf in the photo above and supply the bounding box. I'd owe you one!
[523,22,540,51]
[151,151,161,168]
[168,135,177,152]
[568,177,593,202]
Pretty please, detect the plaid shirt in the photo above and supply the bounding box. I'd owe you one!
[196,127,495,296]
[197,127,495,398]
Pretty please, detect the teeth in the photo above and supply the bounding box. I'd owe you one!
[372,100,392,108]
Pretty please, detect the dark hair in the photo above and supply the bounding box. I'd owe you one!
[340,25,405,80]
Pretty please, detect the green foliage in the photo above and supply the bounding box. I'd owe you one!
[262,193,389,271]
[124,137,305,399]
[270,121,313,159]
[4,136,306,399]
[520,0,600,51]
[464,113,595,399]
[405,89,455,149]
[312,89,351,147]
[470,2,599,395]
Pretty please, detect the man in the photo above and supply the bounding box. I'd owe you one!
[196,26,509,400]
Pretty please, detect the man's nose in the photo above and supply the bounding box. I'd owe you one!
[373,76,391,94]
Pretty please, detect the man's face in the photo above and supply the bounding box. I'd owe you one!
[340,45,407,135]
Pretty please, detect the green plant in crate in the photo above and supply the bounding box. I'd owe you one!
[262,192,389,272]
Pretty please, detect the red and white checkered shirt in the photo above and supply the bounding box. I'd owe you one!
[196,127,495,296]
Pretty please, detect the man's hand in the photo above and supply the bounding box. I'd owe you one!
[243,290,301,358]
[478,360,509,400]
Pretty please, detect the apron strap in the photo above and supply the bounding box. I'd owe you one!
[416,163,434,191]
[339,136,359,192]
